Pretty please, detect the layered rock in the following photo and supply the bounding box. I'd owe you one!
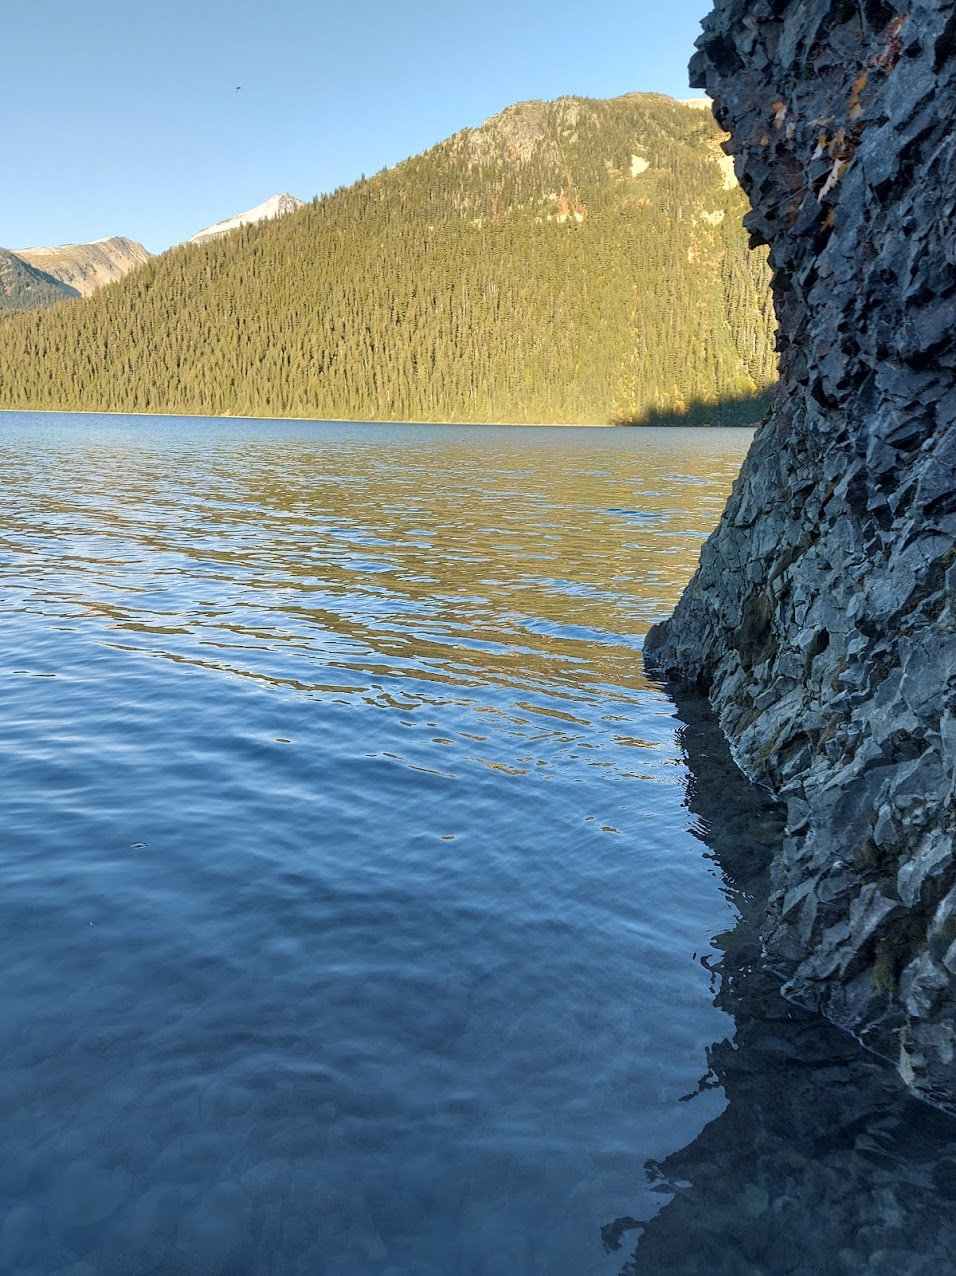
[645,0,956,1108]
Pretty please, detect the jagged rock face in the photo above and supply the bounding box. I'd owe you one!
[645,0,956,1109]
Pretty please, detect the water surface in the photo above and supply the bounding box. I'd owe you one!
[1,414,954,1276]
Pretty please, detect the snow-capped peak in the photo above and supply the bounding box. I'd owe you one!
[188,193,306,245]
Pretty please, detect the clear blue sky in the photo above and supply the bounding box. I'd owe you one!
[3,0,712,254]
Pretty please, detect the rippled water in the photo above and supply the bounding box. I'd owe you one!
[2,413,955,1276]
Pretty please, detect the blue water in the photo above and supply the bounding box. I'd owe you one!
[2,413,955,1276]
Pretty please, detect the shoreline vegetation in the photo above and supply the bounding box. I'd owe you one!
[0,395,768,429]
[0,94,775,427]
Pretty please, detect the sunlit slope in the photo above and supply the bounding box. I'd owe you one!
[0,94,775,424]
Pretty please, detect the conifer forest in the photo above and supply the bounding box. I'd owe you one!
[0,94,776,425]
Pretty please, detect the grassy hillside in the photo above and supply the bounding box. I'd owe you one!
[0,94,775,424]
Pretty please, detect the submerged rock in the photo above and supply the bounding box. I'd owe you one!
[645,0,956,1108]
[621,695,956,1275]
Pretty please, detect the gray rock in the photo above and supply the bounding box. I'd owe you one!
[899,953,951,1019]
[645,0,956,1109]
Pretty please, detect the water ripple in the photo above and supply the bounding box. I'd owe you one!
[0,413,754,1275]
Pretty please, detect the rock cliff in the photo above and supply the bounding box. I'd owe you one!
[645,0,956,1109]
[622,697,956,1275]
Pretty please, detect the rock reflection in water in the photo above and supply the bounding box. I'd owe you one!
[617,693,956,1276]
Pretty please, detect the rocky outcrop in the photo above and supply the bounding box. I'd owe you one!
[619,696,956,1275]
[14,237,150,298]
[645,0,956,1109]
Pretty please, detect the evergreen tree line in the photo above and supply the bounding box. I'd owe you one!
[0,94,776,425]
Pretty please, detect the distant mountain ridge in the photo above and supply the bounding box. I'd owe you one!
[0,93,776,424]
[0,196,304,313]
[187,194,306,244]
[0,247,78,311]
[13,236,151,298]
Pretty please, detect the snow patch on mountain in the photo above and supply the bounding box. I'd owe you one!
[188,194,306,245]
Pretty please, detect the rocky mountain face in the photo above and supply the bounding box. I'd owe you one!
[14,237,150,298]
[645,0,956,1108]
[0,247,78,311]
[187,193,305,244]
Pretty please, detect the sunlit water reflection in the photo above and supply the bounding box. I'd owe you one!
[1,414,953,1276]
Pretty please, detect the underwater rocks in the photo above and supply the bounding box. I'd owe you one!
[645,0,956,1108]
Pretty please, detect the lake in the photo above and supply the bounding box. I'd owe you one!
[2,413,955,1276]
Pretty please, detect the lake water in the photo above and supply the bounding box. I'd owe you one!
[1,413,955,1276]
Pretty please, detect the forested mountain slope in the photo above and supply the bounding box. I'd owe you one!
[0,93,775,424]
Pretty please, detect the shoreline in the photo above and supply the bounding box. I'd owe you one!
[0,406,758,430]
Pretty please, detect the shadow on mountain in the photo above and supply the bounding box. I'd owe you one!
[606,688,956,1275]
[0,248,80,315]
[618,388,773,428]
[30,264,80,301]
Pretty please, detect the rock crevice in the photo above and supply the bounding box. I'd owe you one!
[645,0,956,1108]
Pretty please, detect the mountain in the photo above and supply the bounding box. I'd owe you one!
[12,237,150,299]
[0,247,79,311]
[0,93,776,424]
[188,193,306,244]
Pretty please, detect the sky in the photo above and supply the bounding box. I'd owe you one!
[3,0,713,255]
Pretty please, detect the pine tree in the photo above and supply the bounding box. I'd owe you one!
[0,93,775,426]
